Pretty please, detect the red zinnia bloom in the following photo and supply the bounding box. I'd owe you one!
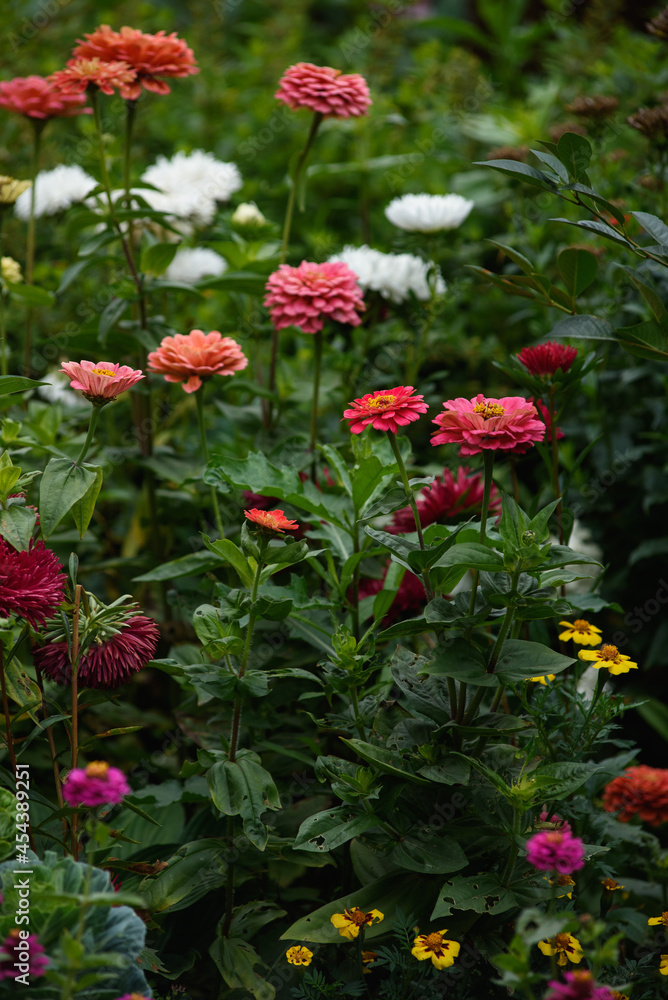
[60,360,144,405]
[342,386,428,434]
[601,765,668,826]
[73,25,199,100]
[358,563,427,623]
[147,329,248,394]
[431,394,546,455]
[517,341,578,376]
[0,75,88,119]
[264,261,365,335]
[275,62,371,118]
[33,615,159,689]
[245,509,299,534]
[63,761,130,807]
[0,538,65,628]
[0,930,48,980]
[388,466,501,534]
[50,58,137,97]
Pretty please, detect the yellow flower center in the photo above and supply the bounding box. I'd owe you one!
[573,619,591,630]
[424,932,444,949]
[555,874,575,886]
[474,401,505,419]
[85,761,110,778]
[599,644,620,661]
[368,394,397,409]
[91,367,116,378]
[553,934,572,951]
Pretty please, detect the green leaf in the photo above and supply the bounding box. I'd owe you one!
[486,240,535,275]
[341,739,430,784]
[0,505,36,551]
[391,835,467,875]
[549,314,615,342]
[530,149,569,183]
[550,217,634,248]
[614,319,668,362]
[140,241,179,276]
[364,525,420,572]
[407,522,470,572]
[140,839,227,912]
[39,458,99,538]
[70,464,103,538]
[557,248,598,298]
[478,158,558,191]
[99,297,129,341]
[494,639,574,683]
[133,550,225,582]
[206,755,281,849]
[432,873,516,918]
[353,454,394,513]
[555,132,592,181]
[617,265,666,322]
[420,639,497,687]
[293,807,378,852]
[0,376,45,396]
[201,535,254,587]
[433,542,504,572]
[6,283,55,307]
[209,937,274,1000]
[632,210,668,245]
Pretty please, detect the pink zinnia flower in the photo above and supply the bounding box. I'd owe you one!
[50,57,137,96]
[63,761,130,808]
[147,329,248,393]
[264,261,365,335]
[0,75,88,119]
[33,615,159,689]
[517,341,578,376]
[245,509,299,534]
[0,538,65,628]
[342,386,428,434]
[60,361,144,405]
[73,25,199,100]
[545,970,615,1000]
[275,62,371,118]
[526,830,585,874]
[0,930,49,980]
[388,466,502,534]
[431,394,546,455]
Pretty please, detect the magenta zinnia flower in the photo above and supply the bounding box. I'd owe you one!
[388,466,502,534]
[0,538,65,628]
[33,615,159,689]
[0,930,49,980]
[264,261,365,335]
[526,830,585,875]
[517,341,578,376]
[545,970,615,999]
[431,394,546,455]
[275,62,371,118]
[342,386,428,434]
[147,329,248,394]
[60,360,144,405]
[63,761,130,808]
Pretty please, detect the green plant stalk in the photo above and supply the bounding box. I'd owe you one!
[349,682,366,742]
[75,406,101,465]
[0,290,6,378]
[583,668,607,730]
[23,121,43,376]
[351,518,360,642]
[33,660,67,843]
[309,328,324,482]
[195,387,225,538]
[70,585,82,861]
[501,805,523,886]
[548,384,564,544]
[123,98,137,246]
[386,431,433,601]
[464,572,519,724]
[267,111,323,413]
[468,450,495,617]
[228,556,263,764]
[0,643,17,781]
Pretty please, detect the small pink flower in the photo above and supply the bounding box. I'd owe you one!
[431,394,546,455]
[147,329,248,393]
[342,386,429,434]
[545,970,615,999]
[60,360,144,405]
[0,75,88,119]
[63,761,130,808]
[50,58,137,96]
[0,538,65,628]
[0,930,48,980]
[388,466,502,534]
[275,62,371,118]
[264,261,365,335]
[517,342,578,376]
[526,830,585,875]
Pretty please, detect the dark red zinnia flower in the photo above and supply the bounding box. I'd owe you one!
[33,615,159,689]
[358,563,427,623]
[0,538,66,627]
[388,466,502,534]
[517,342,578,376]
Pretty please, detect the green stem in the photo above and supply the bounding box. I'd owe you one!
[351,520,360,642]
[464,573,518,724]
[0,644,17,781]
[228,558,263,763]
[123,99,138,250]
[70,586,82,861]
[386,431,433,601]
[548,384,564,545]
[468,450,495,617]
[195,387,225,538]
[23,122,43,376]
[75,406,101,465]
[0,291,6,378]
[310,329,323,482]
[583,669,606,730]
[349,684,366,741]
[501,807,523,886]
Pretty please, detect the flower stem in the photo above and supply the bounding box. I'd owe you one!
[195,387,225,538]
[0,643,18,781]
[33,661,67,844]
[75,406,101,465]
[386,431,433,601]
[228,557,263,763]
[70,584,82,861]
[309,329,323,482]
[0,290,6,378]
[468,450,495,617]
[501,806,523,886]
[349,683,366,741]
[548,384,564,544]
[23,121,43,376]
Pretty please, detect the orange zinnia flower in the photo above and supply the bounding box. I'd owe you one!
[147,330,247,393]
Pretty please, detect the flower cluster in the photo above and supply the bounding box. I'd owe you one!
[329,245,445,303]
[526,829,586,874]
[431,394,546,455]
[63,761,130,807]
[264,261,365,334]
[139,150,242,226]
[0,538,66,628]
[14,164,97,220]
[602,765,668,825]
[342,387,429,434]
[385,193,474,232]
[517,341,578,376]
[147,330,248,393]
[60,360,144,406]
[275,62,371,118]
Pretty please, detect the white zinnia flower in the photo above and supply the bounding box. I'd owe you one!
[165,247,227,284]
[329,245,445,304]
[139,150,243,226]
[385,193,474,233]
[14,165,97,220]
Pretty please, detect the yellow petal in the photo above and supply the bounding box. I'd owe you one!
[538,940,555,957]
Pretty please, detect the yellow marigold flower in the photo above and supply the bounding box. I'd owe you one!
[578,644,637,675]
[0,176,31,206]
[544,874,575,898]
[529,674,556,684]
[286,945,313,966]
[601,878,624,891]
[611,992,630,1000]
[361,950,377,973]
[330,907,383,940]
[661,954,668,975]
[411,929,460,969]
[538,933,583,966]
[558,619,602,645]
[648,911,668,927]
[1,257,22,286]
